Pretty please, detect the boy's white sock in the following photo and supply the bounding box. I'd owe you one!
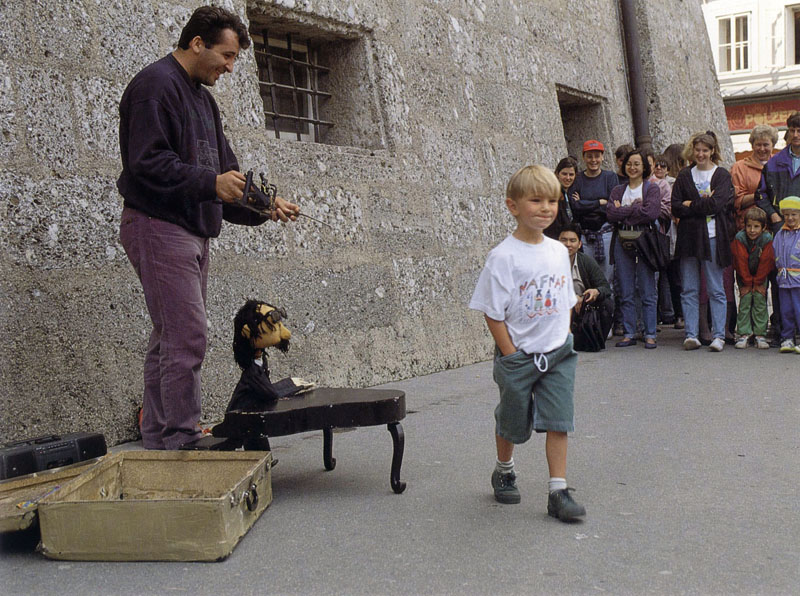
[495,458,514,475]
[549,477,567,493]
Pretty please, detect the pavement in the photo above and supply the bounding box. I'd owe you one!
[1,326,799,595]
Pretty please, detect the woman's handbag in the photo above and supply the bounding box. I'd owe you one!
[571,301,606,352]
[635,225,670,271]
[617,228,643,251]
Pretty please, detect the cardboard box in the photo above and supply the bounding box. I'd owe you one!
[37,450,271,561]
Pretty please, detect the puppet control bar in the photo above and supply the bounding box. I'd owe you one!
[236,170,332,228]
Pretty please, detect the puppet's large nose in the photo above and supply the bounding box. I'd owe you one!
[278,323,291,341]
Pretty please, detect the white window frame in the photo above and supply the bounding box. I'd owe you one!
[717,13,751,73]
[788,5,800,66]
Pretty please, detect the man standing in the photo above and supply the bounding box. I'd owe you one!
[755,111,800,345]
[570,140,621,333]
[118,6,299,449]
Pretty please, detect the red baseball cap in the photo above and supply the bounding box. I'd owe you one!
[582,139,605,153]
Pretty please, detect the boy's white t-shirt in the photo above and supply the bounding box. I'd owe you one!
[469,235,576,354]
[692,165,718,238]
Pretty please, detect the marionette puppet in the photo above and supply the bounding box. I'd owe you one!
[227,300,314,413]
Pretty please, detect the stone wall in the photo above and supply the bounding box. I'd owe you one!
[0,0,729,444]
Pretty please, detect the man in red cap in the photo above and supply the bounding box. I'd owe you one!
[570,142,619,273]
[570,140,622,335]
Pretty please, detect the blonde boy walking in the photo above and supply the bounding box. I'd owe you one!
[469,165,585,522]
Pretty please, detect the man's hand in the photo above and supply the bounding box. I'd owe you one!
[682,200,692,208]
[582,288,599,303]
[771,213,782,224]
[272,196,300,223]
[216,171,246,203]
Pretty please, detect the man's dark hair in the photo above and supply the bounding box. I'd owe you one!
[787,111,800,129]
[559,222,583,238]
[177,5,250,50]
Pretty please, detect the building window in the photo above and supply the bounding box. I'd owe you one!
[792,6,800,65]
[253,31,332,142]
[718,14,749,72]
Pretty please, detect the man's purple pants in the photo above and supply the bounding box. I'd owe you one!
[120,207,208,449]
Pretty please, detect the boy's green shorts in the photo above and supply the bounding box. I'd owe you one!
[492,335,576,444]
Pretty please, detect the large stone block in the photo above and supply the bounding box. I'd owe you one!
[72,76,124,167]
[28,0,91,64]
[0,173,121,268]
[20,67,78,173]
[0,62,17,164]
[92,0,159,80]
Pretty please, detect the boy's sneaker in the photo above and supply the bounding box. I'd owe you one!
[547,488,586,522]
[709,338,724,352]
[683,337,701,350]
[755,336,770,350]
[491,470,520,504]
[779,339,799,354]
[734,336,749,349]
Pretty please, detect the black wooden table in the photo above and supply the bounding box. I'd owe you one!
[207,387,407,494]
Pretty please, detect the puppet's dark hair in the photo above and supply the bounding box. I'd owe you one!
[233,300,288,370]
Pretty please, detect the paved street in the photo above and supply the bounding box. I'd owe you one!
[2,326,799,595]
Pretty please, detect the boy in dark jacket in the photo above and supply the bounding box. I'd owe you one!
[731,207,774,349]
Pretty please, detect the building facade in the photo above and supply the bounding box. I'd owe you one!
[702,0,800,155]
[0,0,730,444]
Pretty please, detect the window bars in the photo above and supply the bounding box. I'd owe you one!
[254,30,333,142]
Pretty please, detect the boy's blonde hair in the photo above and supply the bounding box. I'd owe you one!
[506,165,560,201]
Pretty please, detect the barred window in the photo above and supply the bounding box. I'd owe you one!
[253,31,333,142]
[247,12,385,149]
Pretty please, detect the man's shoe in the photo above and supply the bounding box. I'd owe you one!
[755,336,770,350]
[709,338,724,352]
[779,339,797,354]
[674,317,685,330]
[491,470,520,504]
[615,337,636,347]
[683,337,701,350]
[547,488,586,522]
[612,324,624,337]
[734,336,749,349]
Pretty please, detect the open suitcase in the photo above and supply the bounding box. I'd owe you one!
[1,450,272,561]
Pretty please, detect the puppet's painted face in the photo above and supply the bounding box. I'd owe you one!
[242,304,291,352]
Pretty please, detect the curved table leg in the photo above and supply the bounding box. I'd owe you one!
[387,422,407,494]
[323,427,336,471]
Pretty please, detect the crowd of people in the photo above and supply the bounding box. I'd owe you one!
[548,114,800,353]
[468,117,800,520]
